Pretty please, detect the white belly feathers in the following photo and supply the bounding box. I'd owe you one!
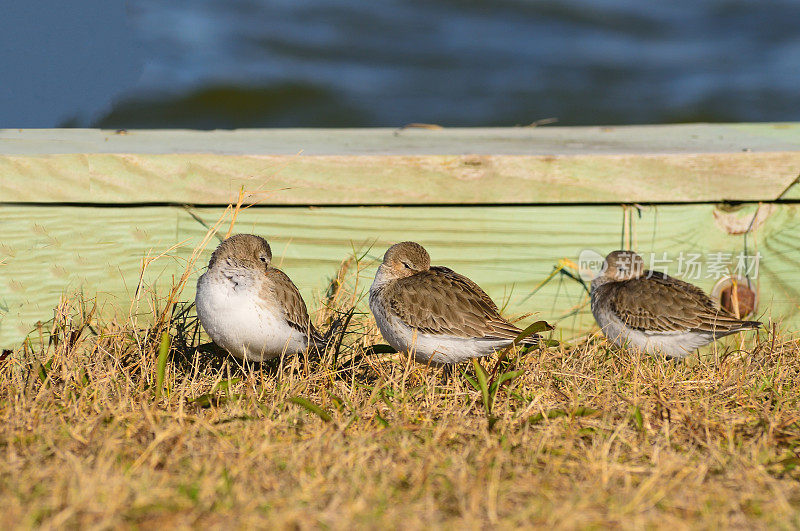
[196,271,308,361]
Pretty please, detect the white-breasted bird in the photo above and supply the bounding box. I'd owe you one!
[369,241,551,365]
[195,234,323,361]
[590,250,761,358]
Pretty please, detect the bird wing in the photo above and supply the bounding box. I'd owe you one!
[383,266,526,340]
[263,268,323,343]
[605,271,759,335]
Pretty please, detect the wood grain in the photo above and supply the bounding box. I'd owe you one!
[779,176,800,200]
[2,203,798,348]
[2,123,800,155]
[2,152,800,204]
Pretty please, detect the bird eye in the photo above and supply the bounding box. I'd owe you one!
[259,255,268,263]
[401,261,411,269]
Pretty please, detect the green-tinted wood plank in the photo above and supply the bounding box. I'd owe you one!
[2,152,800,204]
[3,123,800,155]
[2,204,798,349]
[779,175,800,200]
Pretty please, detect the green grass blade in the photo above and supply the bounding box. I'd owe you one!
[631,406,644,431]
[374,413,390,427]
[471,359,491,416]
[494,369,524,388]
[288,396,332,423]
[189,378,242,409]
[328,392,346,411]
[529,408,567,423]
[214,377,242,394]
[513,320,554,345]
[489,369,524,407]
[35,361,48,385]
[461,371,479,391]
[155,331,170,400]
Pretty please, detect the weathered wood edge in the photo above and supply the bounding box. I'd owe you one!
[2,152,800,204]
[779,175,800,200]
[2,123,800,155]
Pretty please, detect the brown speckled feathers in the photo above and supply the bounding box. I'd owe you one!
[261,267,323,342]
[382,266,529,340]
[598,271,760,336]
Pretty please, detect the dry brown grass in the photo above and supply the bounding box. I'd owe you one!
[1,249,799,529]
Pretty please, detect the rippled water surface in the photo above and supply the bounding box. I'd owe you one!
[5,1,800,127]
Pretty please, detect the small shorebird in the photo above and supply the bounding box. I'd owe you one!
[195,234,324,361]
[369,242,551,365]
[590,250,761,358]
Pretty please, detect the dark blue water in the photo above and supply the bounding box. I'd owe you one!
[3,0,800,128]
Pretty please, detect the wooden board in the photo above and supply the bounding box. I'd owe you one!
[3,124,800,205]
[3,125,799,349]
[779,176,800,200]
[2,203,798,348]
[2,152,800,205]
[3,123,800,155]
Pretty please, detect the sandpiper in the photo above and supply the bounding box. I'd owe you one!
[590,250,761,358]
[195,234,324,361]
[369,241,551,365]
